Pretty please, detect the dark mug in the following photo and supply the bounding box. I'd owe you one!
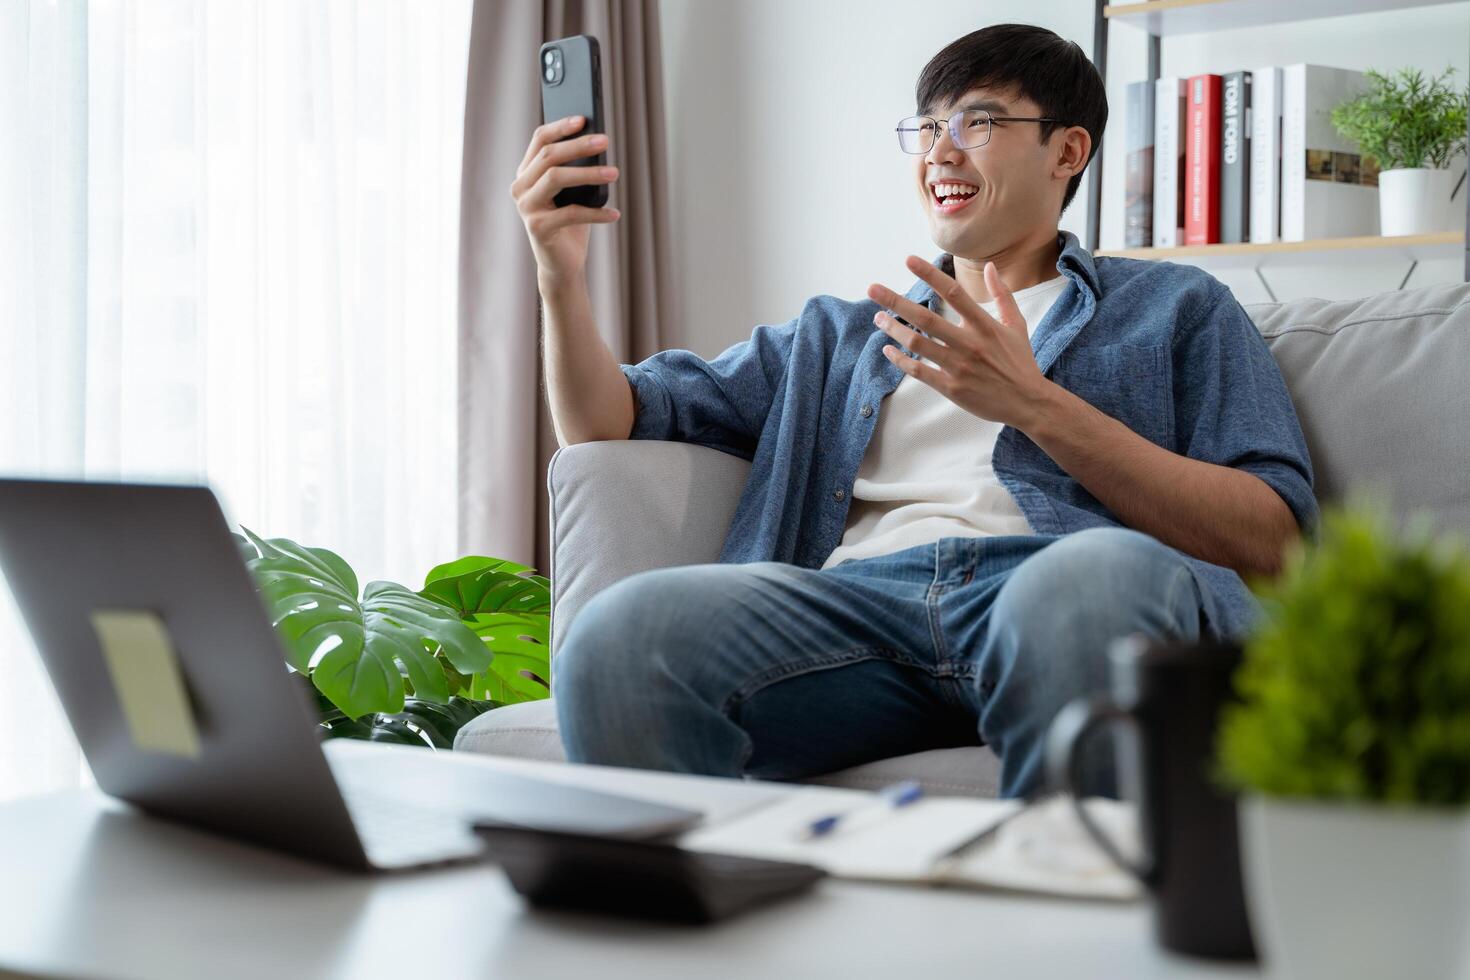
[1045,634,1256,962]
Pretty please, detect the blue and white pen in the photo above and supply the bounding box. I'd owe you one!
[801,779,925,840]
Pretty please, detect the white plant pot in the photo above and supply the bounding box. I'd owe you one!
[1378,167,1458,236]
[1240,795,1470,980]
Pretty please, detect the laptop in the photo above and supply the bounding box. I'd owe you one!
[0,478,702,872]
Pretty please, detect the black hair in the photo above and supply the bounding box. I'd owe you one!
[915,24,1107,216]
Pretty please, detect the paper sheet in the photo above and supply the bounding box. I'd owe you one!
[680,785,1019,881]
[679,786,1144,900]
[939,796,1144,900]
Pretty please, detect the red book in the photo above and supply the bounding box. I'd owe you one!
[1183,73,1222,245]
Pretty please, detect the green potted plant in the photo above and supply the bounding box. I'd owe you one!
[233,528,552,747]
[1331,66,1469,236]
[1218,502,1470,980]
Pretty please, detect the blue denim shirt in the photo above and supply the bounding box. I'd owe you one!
[619,230,1317,639]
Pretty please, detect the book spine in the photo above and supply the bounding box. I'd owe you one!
[1184,74,1222,245]
[1153,78,1183,248]
[1220,71,1251,244]
[1124,80,1155,248]
[1280,64,1306,242]
[1174,83,1186,245]
[1249,66,1282,243]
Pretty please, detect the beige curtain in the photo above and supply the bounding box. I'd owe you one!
[457,0,673,575]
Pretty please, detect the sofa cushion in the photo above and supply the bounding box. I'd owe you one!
[454,698,1002,798]
[454,698,567,763]
[1247,282,1470,533]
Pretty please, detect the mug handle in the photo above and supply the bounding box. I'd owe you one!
[1044,693,1157,884]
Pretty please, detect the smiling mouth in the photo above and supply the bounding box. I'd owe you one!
[929,182,976,215]
[930,181,979,216]
[931,182,979,206]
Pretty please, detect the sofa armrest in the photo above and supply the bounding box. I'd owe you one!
[546,441,751,657]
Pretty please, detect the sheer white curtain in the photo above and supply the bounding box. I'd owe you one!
[0,0,473,803]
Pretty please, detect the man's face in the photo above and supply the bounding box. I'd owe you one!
[913,87,1059,258]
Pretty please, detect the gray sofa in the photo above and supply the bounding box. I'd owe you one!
[456,280,1470,796]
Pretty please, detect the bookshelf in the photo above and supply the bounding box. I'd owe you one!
[1084,0,1470,282]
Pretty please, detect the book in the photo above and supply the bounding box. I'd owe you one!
[1153,77,1187,248]
[1280,64,1380,241]
[1124,80,1155,248]
[1220,71,1252,244]
[1184,73,1223,245]
[1249,66,1283,243]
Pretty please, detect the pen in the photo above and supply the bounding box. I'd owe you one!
[802,779,924,840]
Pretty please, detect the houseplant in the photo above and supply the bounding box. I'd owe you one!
[233,527,552,747]
[1217,503,1470,980]
[1331,66,1469,235]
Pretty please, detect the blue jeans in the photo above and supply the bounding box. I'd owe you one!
[553,527,1205,798]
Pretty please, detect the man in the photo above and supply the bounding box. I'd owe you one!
[510,24,1315,798]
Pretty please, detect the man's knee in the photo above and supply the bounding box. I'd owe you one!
[553,570,683,764]
[995,526,1203,650]
[553,564,769,773]
[551,565,766,739]
[978,528,1204,764]
[552,568,681,708]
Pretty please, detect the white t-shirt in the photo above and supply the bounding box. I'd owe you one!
[820,272,1070,570]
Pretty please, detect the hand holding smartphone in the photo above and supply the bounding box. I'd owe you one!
[510,33,620,284]
[539,35,608,209]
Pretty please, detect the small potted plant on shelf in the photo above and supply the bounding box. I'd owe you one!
[233,527,552,747]
[1217,502,1470,980]
[1331,66,1469,236]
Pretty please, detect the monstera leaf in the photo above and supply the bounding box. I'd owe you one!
[235,527,491,720]
[308,678,501,748]
[419,556,552,705]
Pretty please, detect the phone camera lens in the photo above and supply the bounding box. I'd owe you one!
[545,66,555,81]
[544,51,554,65]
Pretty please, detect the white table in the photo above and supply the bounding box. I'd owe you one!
[0,743,1259,980]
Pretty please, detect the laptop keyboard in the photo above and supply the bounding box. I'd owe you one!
[336,779,486,870]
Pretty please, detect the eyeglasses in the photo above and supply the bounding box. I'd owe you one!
[895,109,1059,154]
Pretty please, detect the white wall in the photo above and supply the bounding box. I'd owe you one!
[655,0,1470,358]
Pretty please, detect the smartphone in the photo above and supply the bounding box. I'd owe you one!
[539,34,607,209]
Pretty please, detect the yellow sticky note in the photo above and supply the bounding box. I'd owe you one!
[91,609,202,760]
